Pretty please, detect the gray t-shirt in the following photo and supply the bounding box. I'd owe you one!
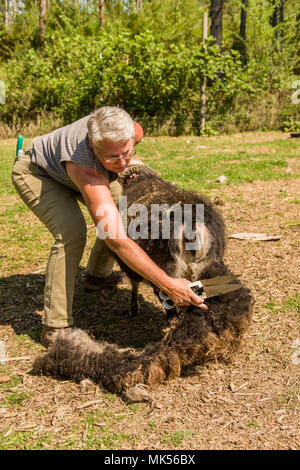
[31,115,118,192]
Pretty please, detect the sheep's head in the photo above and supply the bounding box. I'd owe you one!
[117,164,157,187]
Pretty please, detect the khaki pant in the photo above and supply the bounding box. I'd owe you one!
[12,153,122,328]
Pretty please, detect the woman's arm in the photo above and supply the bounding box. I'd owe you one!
[65,162,207,309]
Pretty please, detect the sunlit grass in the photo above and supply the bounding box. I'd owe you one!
[0,134,299,274]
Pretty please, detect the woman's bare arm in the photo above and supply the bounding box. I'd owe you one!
[65,162,207,309]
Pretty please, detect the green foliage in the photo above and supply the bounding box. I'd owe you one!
[282,118,300,132]
[0,0,299,134]
[265,293,300,315]
[0,30,251,130]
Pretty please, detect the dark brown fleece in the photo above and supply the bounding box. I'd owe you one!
[33,166,253,393]
[33,263,253,393]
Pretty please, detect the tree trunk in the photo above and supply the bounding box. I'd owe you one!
[240,0,248,40]
[272,0,284,28]
[12,0,17,20]
[240,0,248,65]
[272,0,284,44]
[200,11,208,133]
[4,0,9,27]
[210,0,223,47]
[39,0,47,42]
[99,0,105,27]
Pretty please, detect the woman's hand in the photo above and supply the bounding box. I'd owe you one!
[163,277,208,310]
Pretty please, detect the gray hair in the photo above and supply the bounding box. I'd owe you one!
[87,107,134,144]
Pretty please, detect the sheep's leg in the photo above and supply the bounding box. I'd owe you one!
[130,280,140,317]
[152,285,179,322]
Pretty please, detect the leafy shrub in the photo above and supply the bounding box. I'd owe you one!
[1,29,253,133]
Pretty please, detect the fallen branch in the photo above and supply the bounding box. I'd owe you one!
[229,233,282,241]
[28,268,46,274]
[76,399,105,410]
[229,381,249,393]
[5,356,31,362]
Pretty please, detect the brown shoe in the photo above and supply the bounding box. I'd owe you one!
[85,271,123,291]
[40,325,71,348]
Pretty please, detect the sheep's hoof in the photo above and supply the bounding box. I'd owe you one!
[165,306,180,322]
[129,306,140,318]
[166,313,178,323]
[121,308,139,318]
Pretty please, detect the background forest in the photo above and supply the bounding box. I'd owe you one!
[0,0,299,136]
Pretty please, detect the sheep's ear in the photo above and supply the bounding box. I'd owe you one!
[168,238,182,256]
[167,221,183,256]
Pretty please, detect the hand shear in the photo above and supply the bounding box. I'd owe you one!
[158,275,242,311]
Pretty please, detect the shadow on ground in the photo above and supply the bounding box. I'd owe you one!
[0,270,167,349]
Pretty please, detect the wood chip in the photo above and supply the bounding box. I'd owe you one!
[229,382,249,393]
[16,424,37,431]
[280,426,298,430]
[42,442,52,448]
[28,267,46,274]
[216,395,235,404]
[274,409,286,414]
[229,233,282,241]
[76,399,104,410]
[5,356,31,362]
[0,376,11,383]
[82,423,88,442]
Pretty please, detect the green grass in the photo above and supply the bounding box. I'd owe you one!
[279,390,300,409]
[2,391,33,407]
[83,408,139,450]
[289,199,300,204]
[0,133,299,450]
[0,375,22,389]
[0,133,299,276]
[137,136,299,191]
[0,430,54,450]
[162,430,195,447]
[265,293,300,316]
[247,421,261,429]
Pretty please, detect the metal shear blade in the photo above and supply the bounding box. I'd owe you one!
[158,274,242,309]
[198,275,242,298]
[200,274,240,286]
[201,282,242,298]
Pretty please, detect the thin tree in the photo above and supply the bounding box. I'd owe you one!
[39,0,47,42]
[210,0,223,47]
[239,0,248,65]
[272,0,284,28]
[271,0,284,44]
[4,0,9,27]
[12,0,17,21]
[200,10,208,133]
[132,0,143,14]
[99,0,105,27]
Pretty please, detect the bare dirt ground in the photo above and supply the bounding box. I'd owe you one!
[0,171,299,450]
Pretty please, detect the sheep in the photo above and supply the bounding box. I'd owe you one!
[33,261,253,395]
[115,164,227,318]
[33,165,253,397]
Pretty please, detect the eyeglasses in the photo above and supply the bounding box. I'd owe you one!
[94,146,136,163]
